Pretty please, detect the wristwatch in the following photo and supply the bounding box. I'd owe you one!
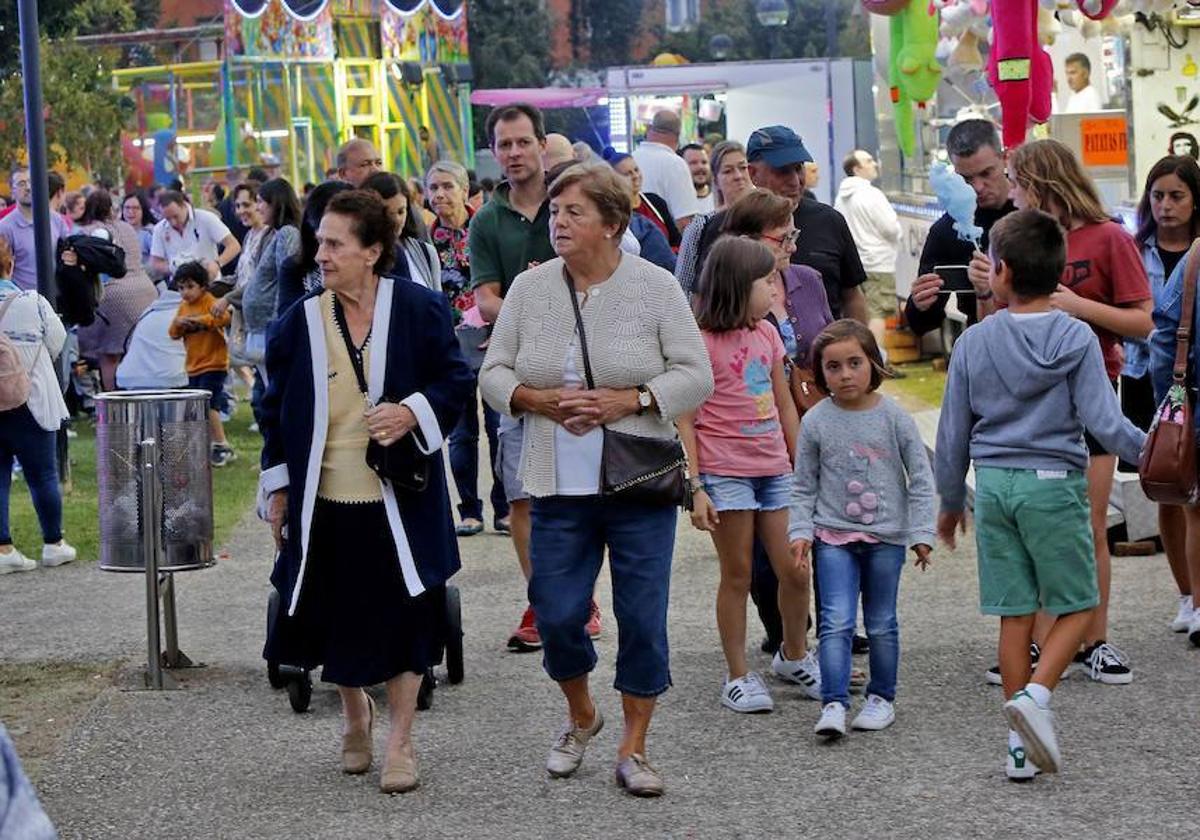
[685,476,705,496]
[635,385,653,416]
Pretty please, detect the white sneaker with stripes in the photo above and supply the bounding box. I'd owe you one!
[771,647,822,700]
[721,672,774,713]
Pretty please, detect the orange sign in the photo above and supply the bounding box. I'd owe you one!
[1080,117,1129,167]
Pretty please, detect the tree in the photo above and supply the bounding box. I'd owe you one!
[654,0,870,63]
[0,0,141,180]
[468,0,552,90]
[570,0,646,68]
[0,0,158,75]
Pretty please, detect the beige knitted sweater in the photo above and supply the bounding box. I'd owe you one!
[479,252,714,499]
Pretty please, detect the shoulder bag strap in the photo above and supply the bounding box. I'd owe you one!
[562,267,596,390]
[1173,240,1200,384]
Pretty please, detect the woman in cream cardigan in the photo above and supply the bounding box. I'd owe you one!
[480,163,713,797]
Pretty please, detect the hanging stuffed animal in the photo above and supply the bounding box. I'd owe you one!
[988,0,1053,148]
[890,0,944,157]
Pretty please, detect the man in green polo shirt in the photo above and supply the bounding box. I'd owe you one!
[469,103,565,652]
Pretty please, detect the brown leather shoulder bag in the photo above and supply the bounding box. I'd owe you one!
[1140,241,1200,504]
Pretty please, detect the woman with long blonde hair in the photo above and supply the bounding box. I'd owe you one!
[1005,138,1152,684]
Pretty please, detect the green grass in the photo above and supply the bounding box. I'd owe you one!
[884,361,948,410]
[7,401,262,563]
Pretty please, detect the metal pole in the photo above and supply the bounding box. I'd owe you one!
[825,0,839,59]
[17,0,56,303]
[141,438,164,690]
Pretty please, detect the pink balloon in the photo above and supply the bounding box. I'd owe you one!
[847,480,865,494]
[861,492,879,510]
[846,502,863,517]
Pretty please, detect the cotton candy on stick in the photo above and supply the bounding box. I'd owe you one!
[930,162,984,247]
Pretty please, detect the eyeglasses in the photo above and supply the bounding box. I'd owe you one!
[12,180,29,189]
[356,158,384,169]
[759,229,800,247]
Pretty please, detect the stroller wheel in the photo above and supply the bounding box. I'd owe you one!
[287,673,312,713]
[416,668,436,711]
[267,659,286,690]
[445,585,464,685]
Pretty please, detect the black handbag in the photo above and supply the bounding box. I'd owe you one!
[564,270,688,508]
[333,296,430,493]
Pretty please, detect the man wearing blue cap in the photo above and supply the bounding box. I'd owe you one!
[745,125,868,323]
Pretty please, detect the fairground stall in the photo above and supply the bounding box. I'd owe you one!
[603,57,877,205]
[105,0,475,192]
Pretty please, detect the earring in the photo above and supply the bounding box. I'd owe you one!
[604,233,612,239]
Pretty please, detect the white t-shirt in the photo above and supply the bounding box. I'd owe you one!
[1064,85,1103,114]
[553,328,603,495]
[695,191,716,214]
[633,141,703,222]
[150,206,232,272]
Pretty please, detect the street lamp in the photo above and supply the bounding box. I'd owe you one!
[709,33,734,60]
[754,0,791,59]
[755,0,791,27]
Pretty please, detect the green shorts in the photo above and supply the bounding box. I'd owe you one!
[865,271,898,320]
[974,467,1099,617]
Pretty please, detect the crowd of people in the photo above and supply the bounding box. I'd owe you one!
[0,102,1195,801]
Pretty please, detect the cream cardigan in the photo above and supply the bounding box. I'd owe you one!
[479,252,713,499]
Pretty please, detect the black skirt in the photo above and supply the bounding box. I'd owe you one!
[268,497,445,687]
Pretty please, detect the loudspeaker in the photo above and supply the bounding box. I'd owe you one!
[400,62,424,85]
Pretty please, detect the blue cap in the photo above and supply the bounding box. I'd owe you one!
[746,126,812,169]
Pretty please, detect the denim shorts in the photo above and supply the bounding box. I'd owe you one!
[189,370,229,414]
[699,473,792,512]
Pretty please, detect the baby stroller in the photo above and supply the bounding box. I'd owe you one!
[265,583,464,713]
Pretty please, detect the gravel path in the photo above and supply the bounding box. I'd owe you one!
[2,501,1194,839]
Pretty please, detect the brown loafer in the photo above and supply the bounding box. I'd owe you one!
[615,752,664,797]
[341,694,375,775]
[380,743,419,794]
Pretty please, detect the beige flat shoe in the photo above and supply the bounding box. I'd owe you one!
[380,743,419,794]
[615,752,664,797]
[341,694,375,775]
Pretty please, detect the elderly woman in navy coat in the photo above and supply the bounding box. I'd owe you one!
[259,190,471,794]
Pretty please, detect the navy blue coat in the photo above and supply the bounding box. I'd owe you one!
[259,275,472,616]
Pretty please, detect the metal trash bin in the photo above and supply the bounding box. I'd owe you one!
[95,390,215,573]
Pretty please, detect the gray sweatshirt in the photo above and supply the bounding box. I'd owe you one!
[935,309,1147,513]
[789,396,936,548]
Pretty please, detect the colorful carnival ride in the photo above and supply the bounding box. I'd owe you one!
[114,0,475,189]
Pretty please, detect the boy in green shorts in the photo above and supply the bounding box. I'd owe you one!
[933,209,1146,780]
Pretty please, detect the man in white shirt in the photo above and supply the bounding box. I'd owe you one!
[1063,53,1103,114]
[149,191,240,281]
[632,110,701,230]
[834,149,902,348]
[679,143,715,213]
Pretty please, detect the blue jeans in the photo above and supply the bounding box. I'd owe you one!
[814,540,906,708]
[448,382,508,523]
[0,406,62,545]
[529,495,677,697]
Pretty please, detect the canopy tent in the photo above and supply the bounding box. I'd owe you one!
[470,88,609,110]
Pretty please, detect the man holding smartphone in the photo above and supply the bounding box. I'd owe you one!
[906,120,1015,335]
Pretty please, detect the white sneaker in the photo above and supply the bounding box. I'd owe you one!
[1005,743,1041,781]
[851,694,895,731]
[41,541,77,568]
[1171,596,1194,633]
[0,548,36,574]
[1003,691,1061,773]
[814,702,846,739]
[771,647,822,700]
[1189,611,1200,648]
[721,672,774,713]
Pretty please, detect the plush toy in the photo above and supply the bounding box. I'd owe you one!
[890,0,943,157]
[988,0,1053,148]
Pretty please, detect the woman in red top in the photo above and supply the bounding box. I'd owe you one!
[1006,139,1152,684]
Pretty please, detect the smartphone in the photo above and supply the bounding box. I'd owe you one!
[933,265,974,294]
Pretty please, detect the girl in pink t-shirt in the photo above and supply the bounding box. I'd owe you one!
[678,237,819,714]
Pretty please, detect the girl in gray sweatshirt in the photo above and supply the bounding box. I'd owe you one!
[789,320,935,738]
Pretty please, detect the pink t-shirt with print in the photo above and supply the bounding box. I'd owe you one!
[695,321,791,477]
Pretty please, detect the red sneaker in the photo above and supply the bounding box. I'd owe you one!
[586,600,602,640]
[507,605,541,652]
